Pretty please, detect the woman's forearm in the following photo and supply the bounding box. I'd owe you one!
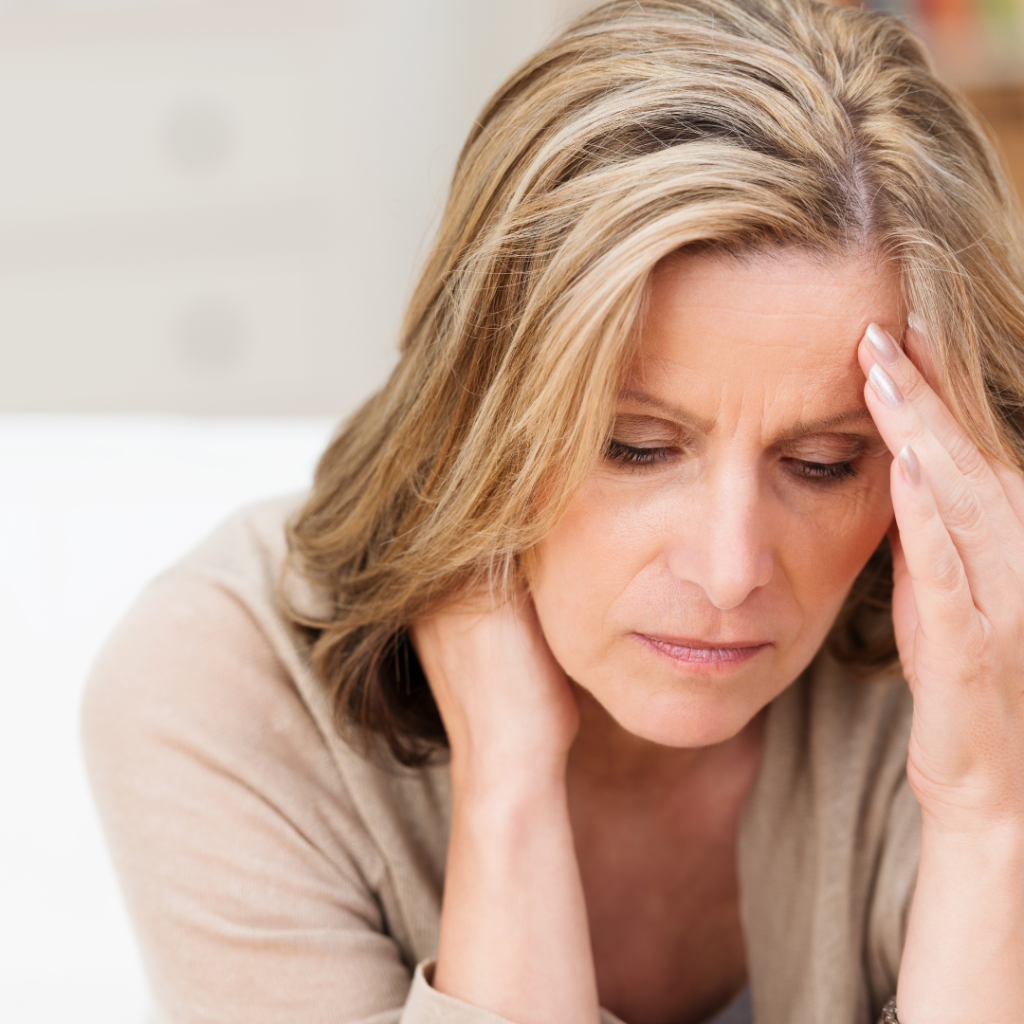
[855,324,1024,1021]
[897,820,1024,1023]
[434,762,600,1024]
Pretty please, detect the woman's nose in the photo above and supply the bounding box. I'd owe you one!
[665,469,774,611]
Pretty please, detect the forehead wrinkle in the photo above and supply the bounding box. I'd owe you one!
[617,386,876,444]
[662,304,867,325]
[771,407,877,443]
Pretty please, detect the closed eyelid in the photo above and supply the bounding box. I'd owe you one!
[618,394,877,436]
[778,432,885,461]
[613,399,883,455]
[617,390,715,434]
[610,413,693,443]
[780,432,864,451]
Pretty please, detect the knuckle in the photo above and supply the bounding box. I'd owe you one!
[926,560,959,595]
[993,460,1024,498]
[926,548,965,595]
[900,369,930,403]
[942,483,985,535]
[967,626,992,665]
[944,429,989,483]
[969,643,1002,687]
[987,587,1024,638]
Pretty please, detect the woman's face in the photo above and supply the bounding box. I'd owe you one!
[529,251,899,747]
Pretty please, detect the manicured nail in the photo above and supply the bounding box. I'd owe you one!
[907,312,926,335]
[865,323,899,365]
[869,363,904,408]
[899,444,921,486]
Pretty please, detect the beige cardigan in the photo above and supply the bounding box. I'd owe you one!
[82,495,920,1024]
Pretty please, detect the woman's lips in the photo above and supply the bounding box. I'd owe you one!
[634,633,771,668]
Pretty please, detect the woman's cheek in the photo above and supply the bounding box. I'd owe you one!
[530,480,659,676]
[782,473,893,611]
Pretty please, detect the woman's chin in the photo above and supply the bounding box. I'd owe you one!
[576,633,811,748]
[583,678,771,749]
[562,634,806,748]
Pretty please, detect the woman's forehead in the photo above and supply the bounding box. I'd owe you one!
[623,250,899,435]
[645,249,901,336]
[636,251,900,368]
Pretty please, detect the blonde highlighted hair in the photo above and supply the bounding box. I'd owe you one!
[287,0,1024,764]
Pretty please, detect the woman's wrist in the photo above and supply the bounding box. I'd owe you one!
[448,771,572,866]
[448,755,573,862]
[449,747,570,804]
[438,751,598,1024]
[898,814,1024,1022]
[914,784,1024,853]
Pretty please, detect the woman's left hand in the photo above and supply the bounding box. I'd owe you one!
[860,319,1024,1023]
[859,320,1024,834]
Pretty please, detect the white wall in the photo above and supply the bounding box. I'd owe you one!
[0,415,337,1023]
[0,0,595,416]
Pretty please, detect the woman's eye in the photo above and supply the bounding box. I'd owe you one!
[789,459,859,485]
[603,439,676,467]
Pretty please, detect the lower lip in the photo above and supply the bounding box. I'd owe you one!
[636,634,770,669]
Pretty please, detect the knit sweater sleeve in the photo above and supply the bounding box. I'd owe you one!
[81,572,564,1024]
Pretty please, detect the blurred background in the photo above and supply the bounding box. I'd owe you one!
[0,1,1021,1021]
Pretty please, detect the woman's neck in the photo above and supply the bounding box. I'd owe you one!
[567,680,765,792]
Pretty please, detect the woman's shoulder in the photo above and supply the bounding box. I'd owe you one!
[80,493,368,862]
[80,493,325,783]
[81,493,452,936]
[168,490,316,629]
[84,491,341,732]
[80,495,453,1016]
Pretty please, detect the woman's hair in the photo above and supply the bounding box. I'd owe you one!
[286,0,1024,765]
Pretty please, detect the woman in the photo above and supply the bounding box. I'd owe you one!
[83,1,1024,1023]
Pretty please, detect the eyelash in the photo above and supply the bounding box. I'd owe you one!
[603,439,676,466]
[603,440,860,485]
[791,459,859,485]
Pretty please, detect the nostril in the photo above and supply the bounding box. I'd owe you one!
[704,550,773,611]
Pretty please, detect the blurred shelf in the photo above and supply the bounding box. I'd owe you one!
[865,0,1024,88]
[967,83,1024,206]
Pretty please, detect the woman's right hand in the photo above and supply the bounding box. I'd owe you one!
[412,592,600,1024]
[411,591,580,787]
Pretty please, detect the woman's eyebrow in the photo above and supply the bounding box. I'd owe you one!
[617,389,715,433]
[773,408,877,442]
[619,388,877,440]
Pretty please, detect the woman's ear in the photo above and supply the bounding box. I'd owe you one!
[517,546,539,593]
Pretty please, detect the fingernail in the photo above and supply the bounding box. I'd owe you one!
[869,363,904,408]
[907,312,926,335]
[899,444,921,486]
[865,323,900,365]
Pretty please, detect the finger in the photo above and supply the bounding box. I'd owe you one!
[888,520,919,686]
[859,334,1014,622]
[991,458,1024,530]
[862,320,1024,572]
[905,317,1024,547]
[889,445,983,654]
